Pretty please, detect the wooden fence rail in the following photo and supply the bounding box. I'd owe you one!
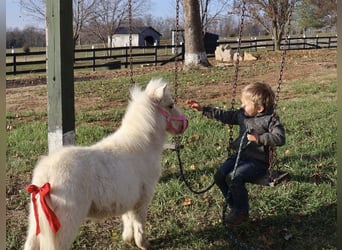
[6,35,337,76]
[218,35,337,51]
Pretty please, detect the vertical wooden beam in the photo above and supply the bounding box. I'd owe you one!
[0,3,6,247]
[46,0,75,154]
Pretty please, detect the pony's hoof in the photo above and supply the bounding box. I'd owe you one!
[139,239,150,250]
[122,234,134,243]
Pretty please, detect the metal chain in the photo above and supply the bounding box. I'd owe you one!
[171,0,182,149]
[230,1,246,110]
[221,2,294,249]
[228,1,246,154]
[174,0,180,104]
[128,0,134,85]
[268,0,294,174]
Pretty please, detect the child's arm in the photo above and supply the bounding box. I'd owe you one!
[186,99,203,111]
[186,99,239,125]
[258,116,286,147]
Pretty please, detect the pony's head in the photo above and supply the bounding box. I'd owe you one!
[145,78,188,135]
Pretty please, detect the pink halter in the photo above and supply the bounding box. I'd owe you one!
[157,107,188,134]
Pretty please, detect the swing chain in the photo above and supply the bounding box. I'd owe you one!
[228,1,246,154]
[128,0,134,85]
[230,1,246,111]
[174,0,180,104]
[268,0,294,173]
[172,0,182,149]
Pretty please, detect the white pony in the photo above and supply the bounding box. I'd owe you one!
[24,78,188,250]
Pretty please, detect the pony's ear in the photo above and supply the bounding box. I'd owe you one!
[145,78,168,102]
[153,83,167,100]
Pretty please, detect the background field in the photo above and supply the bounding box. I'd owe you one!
[6,49,336,249]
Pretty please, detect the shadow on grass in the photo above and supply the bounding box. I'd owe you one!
[149,203,336,250]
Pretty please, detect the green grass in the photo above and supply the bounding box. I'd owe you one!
[6,50,336,249]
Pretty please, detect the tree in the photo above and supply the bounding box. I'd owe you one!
[183,0,210,67]
[199,0,231,33]
[295,0,337,33]
[86,0,148,51]
[233,0,295,51]
[20,0,100,46]
[73,0,99,46]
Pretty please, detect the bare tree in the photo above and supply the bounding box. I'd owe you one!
[232,0,295,51]
[19,0,101,46]
[86,0,149,49]
[295,0,337,33]
[19,0,46,22]
[73,0,99,46]
[183,0,210,67]
[199,0,231,33]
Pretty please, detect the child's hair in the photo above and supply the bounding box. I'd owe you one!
[241,82,275,111]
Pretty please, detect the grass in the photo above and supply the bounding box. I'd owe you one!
[6,49,336,249]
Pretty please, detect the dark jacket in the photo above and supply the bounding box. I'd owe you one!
[202,107,285,163]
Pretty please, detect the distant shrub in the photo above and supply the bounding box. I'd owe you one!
[23,44,30,53]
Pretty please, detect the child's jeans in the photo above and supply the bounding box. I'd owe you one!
[214,156,268,211]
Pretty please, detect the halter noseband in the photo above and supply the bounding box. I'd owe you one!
[157,107,188,134]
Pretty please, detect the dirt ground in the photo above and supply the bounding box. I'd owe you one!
[6,49,336,115]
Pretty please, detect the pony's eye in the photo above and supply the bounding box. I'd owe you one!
[168,103,174,109]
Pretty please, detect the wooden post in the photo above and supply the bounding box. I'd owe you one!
[46,0,75,154]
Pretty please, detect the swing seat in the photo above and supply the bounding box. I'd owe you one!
[250,170,289,187]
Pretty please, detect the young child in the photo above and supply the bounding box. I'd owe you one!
[186,82,285,226]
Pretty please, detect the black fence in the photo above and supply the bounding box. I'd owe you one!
[6,35,337,76]
[219,35,337,51]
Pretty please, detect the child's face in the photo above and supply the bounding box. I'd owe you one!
[240,96,264,117]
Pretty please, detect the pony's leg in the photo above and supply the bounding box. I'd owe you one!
[52,203,89,250]
[122,212,134,243]
[132,202,150,250]
[24,206,39,250]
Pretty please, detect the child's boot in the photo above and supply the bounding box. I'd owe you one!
[225,209,249,226]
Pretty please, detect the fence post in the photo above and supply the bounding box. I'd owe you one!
[154,43,157,66]
[328,37,331,48]
[287,35,291,49]
[316,34,319,48]
[46,0,75,153]
[12,49,16,75]
[125,46,128,68]
[92,45,96,71]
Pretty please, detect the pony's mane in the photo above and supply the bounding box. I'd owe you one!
[95,79,168,151]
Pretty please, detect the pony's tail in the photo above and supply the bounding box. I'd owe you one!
[37,198,58,249]
[24,183,61,250]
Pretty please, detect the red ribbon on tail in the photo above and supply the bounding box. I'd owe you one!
[26,183,61,235]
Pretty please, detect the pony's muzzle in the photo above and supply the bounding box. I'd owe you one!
[172,115,188,134]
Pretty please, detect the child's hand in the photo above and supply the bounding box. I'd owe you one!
[247,131,259,142]
[186,99,203,111]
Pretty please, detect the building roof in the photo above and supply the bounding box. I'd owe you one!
[114,26,162,36]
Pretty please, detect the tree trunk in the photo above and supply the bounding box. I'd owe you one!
[272,25,281,51]
[183,0,210,67]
